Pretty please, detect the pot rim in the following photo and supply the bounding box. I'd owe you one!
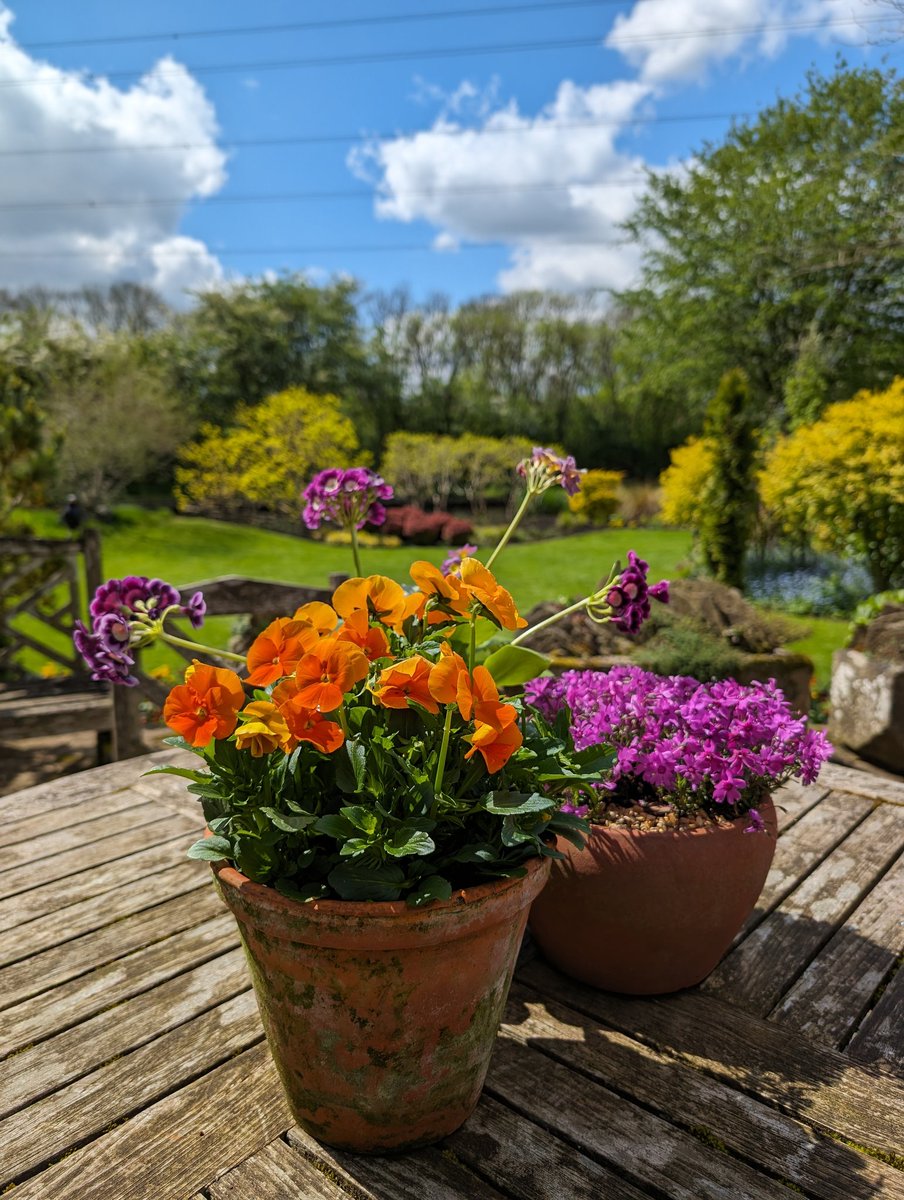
[584,796,776,841]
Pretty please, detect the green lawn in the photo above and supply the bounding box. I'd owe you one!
[11,507,844,687]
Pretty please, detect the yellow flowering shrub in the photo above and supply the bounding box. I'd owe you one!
[761,379,904,590]
[568,469,624,525]
[658,437,716,528]
[175,389,364,515]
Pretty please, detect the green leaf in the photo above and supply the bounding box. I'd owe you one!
[207,816,232,836]
[340,805,378,835]
[141,765,208,783]
[335,740,367,793]
[274,879,328,903]
[407,875,453,906]
[327,860,405,901]
[384,829,436,858]
[483,643,549,685]
[314,813,357,840]
[484,790,553,815]
[186,835,232,861]
[162,735,195,752]
[259,806,317,833]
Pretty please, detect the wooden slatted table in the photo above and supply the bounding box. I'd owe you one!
[2,753,903,1199]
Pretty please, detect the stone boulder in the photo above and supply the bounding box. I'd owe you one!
[829,649,904,774]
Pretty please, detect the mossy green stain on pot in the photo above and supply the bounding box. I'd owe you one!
[212,856,550,1153]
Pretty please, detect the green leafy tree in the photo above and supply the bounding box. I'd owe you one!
[620,65,904,422]
[699,369,759,590]
[783,324,831,430]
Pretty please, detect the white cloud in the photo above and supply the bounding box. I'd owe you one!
[0,3,228,303]
[350,78,653,293]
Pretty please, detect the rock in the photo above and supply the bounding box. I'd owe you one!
[848,609,904,664]
[829,649,904,774]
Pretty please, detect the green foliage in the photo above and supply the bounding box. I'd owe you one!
[175,388,364,515]
[761,378,904,590]
[0,364,55,529]
[659,437,715,529]
[634,620,745,682]
[567,469,623,526]
[783,324,831,429]
[699,369,759,589]
[381,431,533,513]
[620,65,904,421]
[849,589,904,634]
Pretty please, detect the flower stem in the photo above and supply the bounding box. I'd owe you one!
[160,631,246,664]
[433,704,454,795]
[468,617,477,673]
[349,524,363,578]
[509,595,594,647]
[485,490,533,570]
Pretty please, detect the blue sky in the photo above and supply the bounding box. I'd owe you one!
[0,0,896,304]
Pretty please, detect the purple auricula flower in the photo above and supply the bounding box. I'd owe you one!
[605,550,670,634]
[517,448,585,496]
[74,619,138,686]
[441,543,479,576]
[182,590,207,629]
[90,576,180,621]
[302,468,394,532]
[525,666,832,825]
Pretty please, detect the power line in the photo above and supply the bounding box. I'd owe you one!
[0,238,631,259]
[19,1,611,51]
[0,112,754,159]
[0,16,890,91]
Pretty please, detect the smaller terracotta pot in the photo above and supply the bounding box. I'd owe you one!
[529,799,776,995]
[213,855,550,1153]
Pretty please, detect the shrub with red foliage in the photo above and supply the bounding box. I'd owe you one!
[376,506,474,546]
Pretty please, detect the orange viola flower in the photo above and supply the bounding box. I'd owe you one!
[335,609,391,662]
[464,704,523,773]
[294,637,370,712]
[163,660,245,748]
[372,656,440,714]
[280,697,345,754]
[245,617,321,686]
[409,560,471,616]
[428,646,505,725]
[332,575,413,629]
[292,601,338,634]
[428,642,469,707]
[459,559,527,630]
[234,700,293,757]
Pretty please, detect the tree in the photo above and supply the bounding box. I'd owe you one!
[659,437,715,530]
[783,324,831,429]
[620,65,904,423]
[175,388,364,516]
[760,379,904,591]
[699,370,759,590]
[0,365,55,529]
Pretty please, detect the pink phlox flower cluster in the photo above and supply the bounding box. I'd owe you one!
[525,666,832,815]
[302,468,393,532]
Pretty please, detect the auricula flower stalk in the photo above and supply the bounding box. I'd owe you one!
[485,448,585,570]
[302,467,394,577]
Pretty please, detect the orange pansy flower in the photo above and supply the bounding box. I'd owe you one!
[459,559,527,630]
[234,700,293,757]
[163,660,245,748]
[464,704,523,773]
[294,637,370,712]
[245,617,321,686]
[335,609,391,662]
[292,601,338,634]
[332,575,412,629]
[372,656,439,714]
[409,560,471,616]
[280,697,345,754]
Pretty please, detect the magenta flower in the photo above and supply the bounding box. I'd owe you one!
[302,468,393,532]
[517,448,585,496]
[607,551,670,634]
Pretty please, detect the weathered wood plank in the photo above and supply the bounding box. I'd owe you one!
[0,785,145,849]
[483,1035,790,1200]
[449,1096,656,1200]
[0,756,149,818]
[736,789,873,942]
[847,966,904,1071]
[502,982,904,1200]
[3,800,172,870]
[2,912,237,1056]
[0,859,209,968]
[0,811,197,900]
[132,753,207,822]
[0,990,263,1186]
[819,763,904,807]
[772,778,832,831]
[0,692,111,736]
[517,958,904,1159]
[771,853,904,1049]
[0,947,251,1118]
[706,802,904,1015]
[6,1042,291,1200]
[0,884,223,1010]
[0,830,195,932]
[286,1125,527,1200]
[209,1139,352,1200]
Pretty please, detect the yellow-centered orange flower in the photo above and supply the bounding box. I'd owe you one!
[332,575,419,629]
[465,704,523,772]
[279,696,345,754]
[245,617,321,686]
[409,560,471,617]
[294,637,369,712]
[234,700,293,757]
[372,655,439,713]
[428,645,505,725]
[292,600,338,633]
[459,559,527,630]
[163,660,245,748]
[335,608,391,661]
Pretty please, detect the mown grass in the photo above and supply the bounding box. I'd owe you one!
[11,507,844,687]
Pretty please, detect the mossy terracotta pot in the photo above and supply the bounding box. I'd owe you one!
[528,799,777,995]
[212,855,550,1153]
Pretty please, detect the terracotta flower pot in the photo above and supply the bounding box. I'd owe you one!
[212,855,550,1153]
[529,799,777,995]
